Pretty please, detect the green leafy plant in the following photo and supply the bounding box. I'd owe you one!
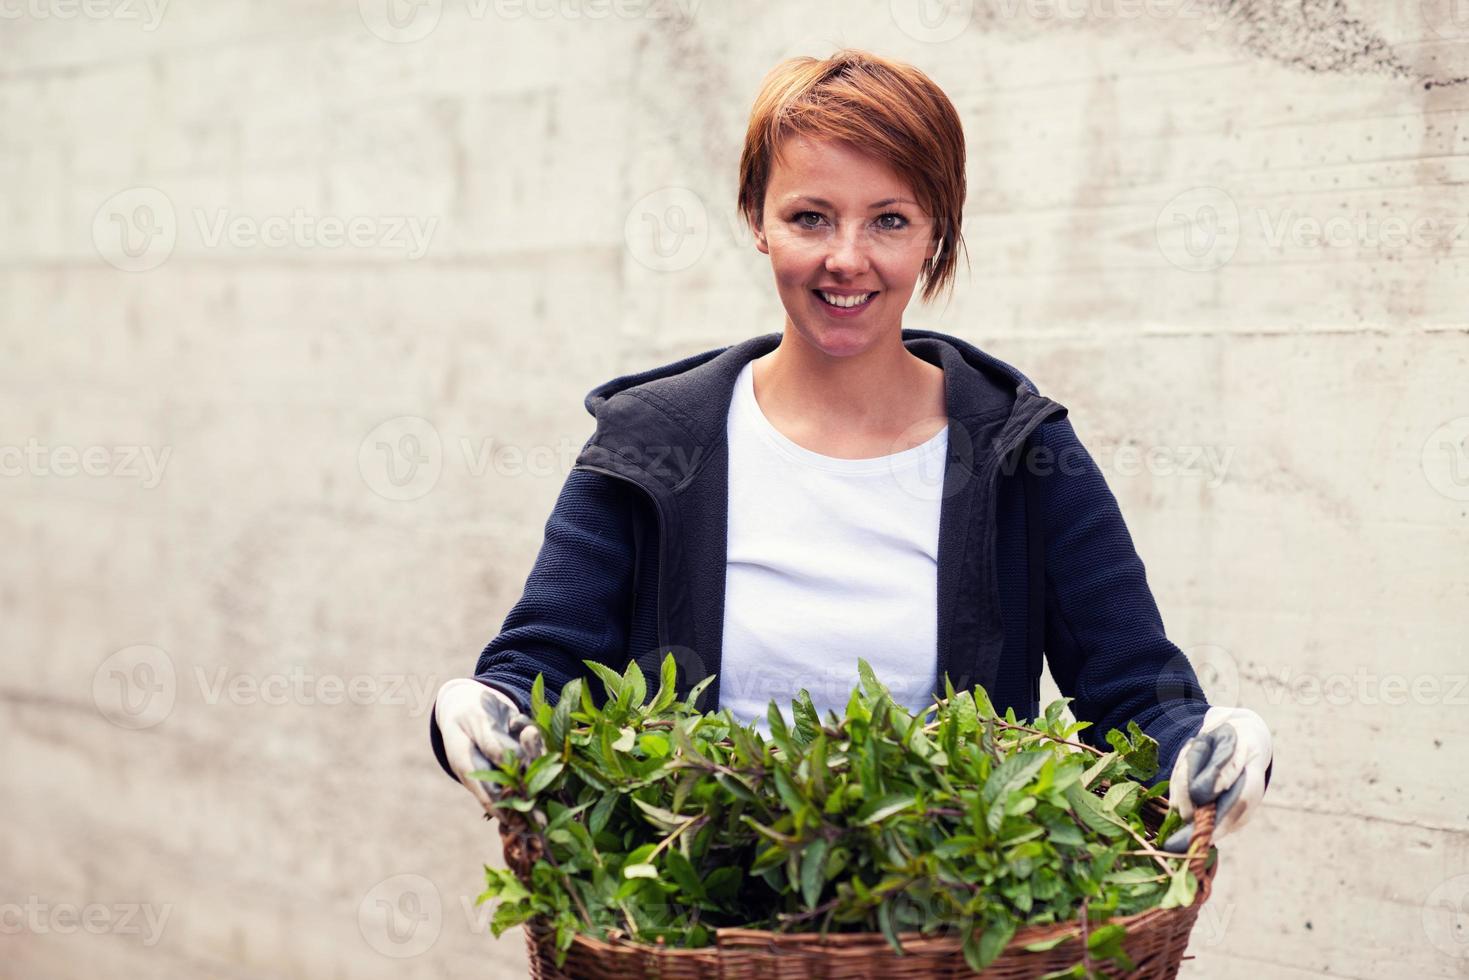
[471,654,1205,977]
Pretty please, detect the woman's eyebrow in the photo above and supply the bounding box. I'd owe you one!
[790,195,917,209]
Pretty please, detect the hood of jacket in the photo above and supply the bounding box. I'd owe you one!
[574,327,1065,492]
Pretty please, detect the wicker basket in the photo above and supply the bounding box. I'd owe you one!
[495,795,1218,979]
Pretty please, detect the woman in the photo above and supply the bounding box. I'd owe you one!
[431,49,1273,856]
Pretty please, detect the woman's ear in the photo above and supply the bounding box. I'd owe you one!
[926,216,944,265]
[753,221,769,256]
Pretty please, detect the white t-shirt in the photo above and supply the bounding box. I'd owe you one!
[718,356,948,736]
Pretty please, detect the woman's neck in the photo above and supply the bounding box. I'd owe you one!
[751,326,946,449]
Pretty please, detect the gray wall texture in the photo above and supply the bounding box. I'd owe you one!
[3,1,1467,977]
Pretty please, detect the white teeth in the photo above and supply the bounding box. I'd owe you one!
[818,291,874,308]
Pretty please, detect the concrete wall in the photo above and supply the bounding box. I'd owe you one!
[3,1,1466,977]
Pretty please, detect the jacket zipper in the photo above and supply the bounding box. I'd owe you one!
[569,462,672,670]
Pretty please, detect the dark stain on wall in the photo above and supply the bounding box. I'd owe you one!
[963,0,1469,89]
[1204,0,1414,79]
[1208,0,1469,88]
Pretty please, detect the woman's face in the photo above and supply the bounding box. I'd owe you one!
[755,136,937,359]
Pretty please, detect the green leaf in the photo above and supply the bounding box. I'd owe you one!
[524,759,564,796]
[791,689,822,744]
[664,847,706,900]
[619,658,647,711]
[976,918,1016,970]
[972,686,997,720]
[1065,782,1127,839]
[1160,867,1199,909]
[632,797,685,832]
[683,673,716,711]
[800,838,829,908]
[877,896,902,954]
[585,660,625,703]
[611,726,637,753]
[588,792,617,835]
[647,653,679,714]
[549,692,572,751]
[490,899,537,936]
[766,702,795,757]
[774,766,806,814]
[704,867,741,903]
[854,793,916,826]
[530,673,552,732]
[1022,932,1073,952]
[638,732,671,758]
[857,658,887,700]
[1101,780,1140,818]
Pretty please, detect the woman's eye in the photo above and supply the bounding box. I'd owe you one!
[791,211,908,231]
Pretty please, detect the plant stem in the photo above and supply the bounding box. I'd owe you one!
[647,813,707,862]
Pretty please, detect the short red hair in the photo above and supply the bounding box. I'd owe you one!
[737,49,968,305]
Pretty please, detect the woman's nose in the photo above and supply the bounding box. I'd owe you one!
[825,225,872,276]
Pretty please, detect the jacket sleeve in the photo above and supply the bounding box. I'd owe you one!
[429,465,638,781]
[1031,416,1273,793]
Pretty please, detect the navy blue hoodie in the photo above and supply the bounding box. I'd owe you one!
[430,328,1271,792]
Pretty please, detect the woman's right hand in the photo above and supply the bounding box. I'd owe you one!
[434,678,546,808]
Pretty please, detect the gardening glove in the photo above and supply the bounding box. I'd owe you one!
[434,678,545,809]
[1160,705,1273,854]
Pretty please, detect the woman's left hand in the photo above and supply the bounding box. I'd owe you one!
[1160,705,1273,853]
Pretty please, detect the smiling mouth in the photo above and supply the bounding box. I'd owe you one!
[813,289,879,309]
